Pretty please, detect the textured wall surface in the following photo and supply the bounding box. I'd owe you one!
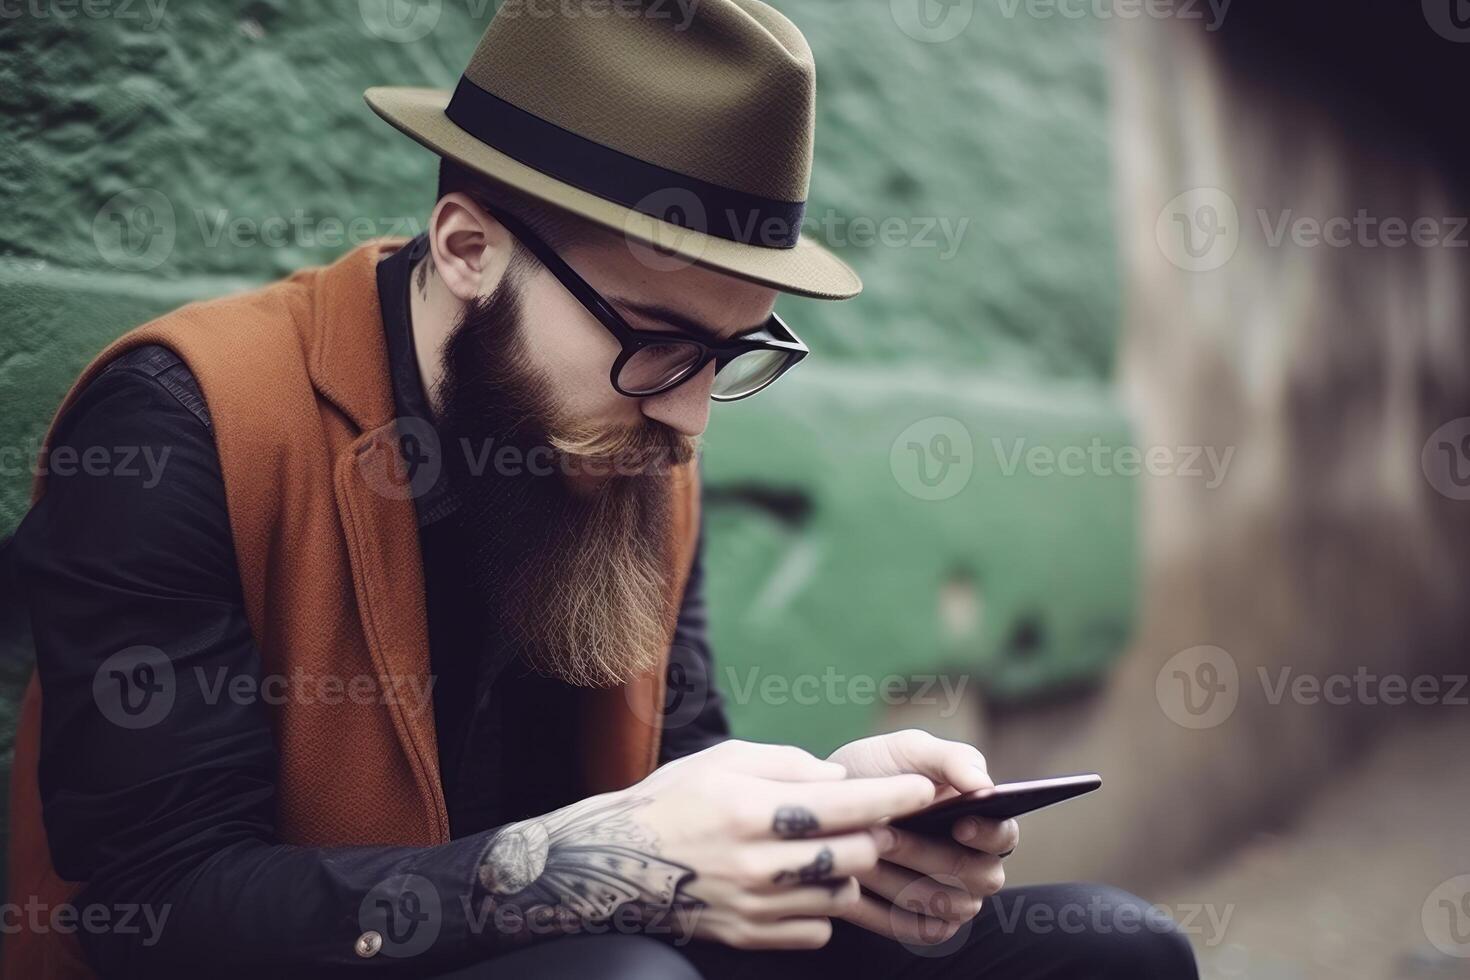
[994,10,1470,906]
[0,1,1128,771]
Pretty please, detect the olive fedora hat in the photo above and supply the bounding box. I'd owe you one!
[364,0,861,300]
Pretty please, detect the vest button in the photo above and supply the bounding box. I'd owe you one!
[354,930,383,958]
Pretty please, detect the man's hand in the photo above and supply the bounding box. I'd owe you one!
[474,739,935,951]
[825,730,1020,947]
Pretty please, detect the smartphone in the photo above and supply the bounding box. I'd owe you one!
[890,773,1102,837]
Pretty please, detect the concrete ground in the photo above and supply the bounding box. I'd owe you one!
[1157,711,1470,980]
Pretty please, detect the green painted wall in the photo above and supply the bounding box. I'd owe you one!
[0,1,1130,770]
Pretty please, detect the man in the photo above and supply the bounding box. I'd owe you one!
[3,2,1197,978]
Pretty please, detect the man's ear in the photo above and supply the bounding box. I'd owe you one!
[427,192,516,302]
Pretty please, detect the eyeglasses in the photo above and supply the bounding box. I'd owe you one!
[483,203,809,402]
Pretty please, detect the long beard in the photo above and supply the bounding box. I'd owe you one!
[434,278,698,688]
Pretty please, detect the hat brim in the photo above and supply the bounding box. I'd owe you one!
[365,86,862,301]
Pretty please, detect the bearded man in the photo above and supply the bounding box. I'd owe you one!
[3,2,1196,978]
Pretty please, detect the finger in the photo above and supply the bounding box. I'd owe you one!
[739,877,861,919]
[717,740,850,782]
[887,730,993,794]
[928,785,964,806]
[857,861,983,924]
[876,826,1007,896]
[718,916,835,950]
[953,816,1020,856]
[840,890,962,948]
[739,832,883,891]
[753,774,935,836]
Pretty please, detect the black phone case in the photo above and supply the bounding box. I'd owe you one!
[890,776,1102,836]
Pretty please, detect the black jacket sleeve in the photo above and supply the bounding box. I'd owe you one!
[10,351,552,978]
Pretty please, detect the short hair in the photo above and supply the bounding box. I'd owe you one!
[436,157,599,254]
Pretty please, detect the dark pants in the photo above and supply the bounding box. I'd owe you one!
[437,883,1199,980]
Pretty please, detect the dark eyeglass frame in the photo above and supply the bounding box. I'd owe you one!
[483,203,809,402]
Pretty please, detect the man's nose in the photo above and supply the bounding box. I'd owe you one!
[640,360,714,436]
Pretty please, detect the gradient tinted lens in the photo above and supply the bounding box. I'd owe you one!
[711,348,791,399]
[618,340,705,395]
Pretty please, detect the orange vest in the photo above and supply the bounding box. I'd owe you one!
[3,240,699,979]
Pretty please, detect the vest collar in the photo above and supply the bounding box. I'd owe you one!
[308,238,452,840]
[307,238,411,432]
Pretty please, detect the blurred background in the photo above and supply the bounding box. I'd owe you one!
[2,1,1468,977]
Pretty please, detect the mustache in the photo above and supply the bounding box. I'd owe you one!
[548,418,699,477]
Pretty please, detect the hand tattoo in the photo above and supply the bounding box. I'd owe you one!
[772,845,835,886]
[772,806,821,839]
[475,795,700,938]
